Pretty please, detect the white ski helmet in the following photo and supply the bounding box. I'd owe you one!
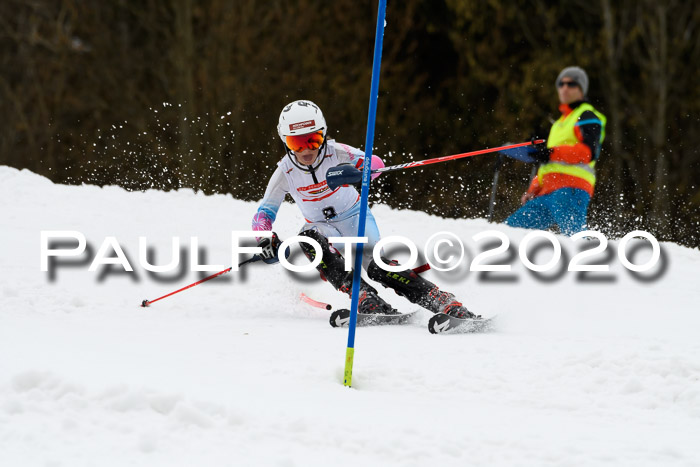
[277,100,327,143]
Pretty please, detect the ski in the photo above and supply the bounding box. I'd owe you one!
[428,313,496,334]
[329,308,418,328]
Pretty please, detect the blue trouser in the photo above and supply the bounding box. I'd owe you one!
[505,188,590,236]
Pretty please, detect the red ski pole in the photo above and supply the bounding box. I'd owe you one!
[375,139,545,174]
[326,139,545,190]
[140,255,260,307]
[299,292,332,310]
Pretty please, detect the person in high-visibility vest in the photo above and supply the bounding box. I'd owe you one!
[504,66,606,235]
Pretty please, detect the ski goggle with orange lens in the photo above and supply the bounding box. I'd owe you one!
[285,130,324,152]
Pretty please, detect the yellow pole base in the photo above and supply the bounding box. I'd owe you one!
[343,347,355,387]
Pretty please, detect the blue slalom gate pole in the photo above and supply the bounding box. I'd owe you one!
[344,0,387,387]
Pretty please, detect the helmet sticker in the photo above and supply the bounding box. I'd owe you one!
[290,120,316,131]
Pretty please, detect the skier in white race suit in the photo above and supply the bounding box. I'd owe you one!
[252,100,475,318]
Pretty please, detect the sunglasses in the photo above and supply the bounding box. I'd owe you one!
[558,80,580,89]
[285,130,324,152]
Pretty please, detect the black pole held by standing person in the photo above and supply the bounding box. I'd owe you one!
[488,154,504,223]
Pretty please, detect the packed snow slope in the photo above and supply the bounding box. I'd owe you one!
[1,165,699,467]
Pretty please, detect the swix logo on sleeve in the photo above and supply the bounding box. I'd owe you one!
[290,120,315,131]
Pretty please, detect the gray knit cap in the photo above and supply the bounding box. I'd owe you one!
[556,66,589,96]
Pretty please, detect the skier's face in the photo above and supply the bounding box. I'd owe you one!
[557,78,584,104]
[293,148,320,166]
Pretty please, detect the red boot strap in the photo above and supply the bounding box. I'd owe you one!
[442,301,463,314]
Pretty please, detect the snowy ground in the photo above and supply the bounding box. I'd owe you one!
[1,165,699,467]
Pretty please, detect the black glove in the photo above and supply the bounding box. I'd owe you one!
[257,232,283,264]
[531,137,551,163]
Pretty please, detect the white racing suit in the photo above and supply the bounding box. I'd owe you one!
[252,139,381,268]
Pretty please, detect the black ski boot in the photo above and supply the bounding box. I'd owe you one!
[299,230,398,315]
[367,257,476,319]
[357,287,399,315]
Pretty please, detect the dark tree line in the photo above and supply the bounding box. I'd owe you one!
[1,0,698,247]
